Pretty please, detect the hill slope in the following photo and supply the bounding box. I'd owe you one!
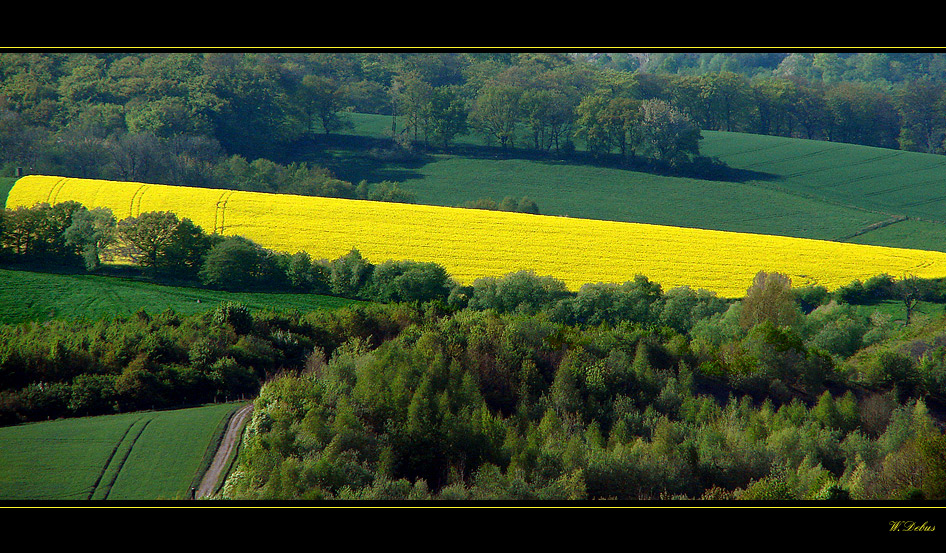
[310,114,946,253]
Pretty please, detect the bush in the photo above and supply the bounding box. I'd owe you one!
[794,285,829,314]
[468,270,570,315]
[835,275,895,305]
[199,235,284,290]
[367,260,454,304]
[804,301,870,358]
[211,302,254,334]
[329,248,374,299]
[553,276,663,327]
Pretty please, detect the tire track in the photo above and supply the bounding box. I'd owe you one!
[88,417,149,500]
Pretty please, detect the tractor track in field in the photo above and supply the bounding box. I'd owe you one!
[195,402,253,499]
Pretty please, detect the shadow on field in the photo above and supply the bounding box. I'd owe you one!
[284,133,779,186]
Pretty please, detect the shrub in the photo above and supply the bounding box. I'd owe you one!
[469,270,570,315]
[367,260,454,304]
[554,276,663,327]
[329,248,374,299]
[199,235,283,290]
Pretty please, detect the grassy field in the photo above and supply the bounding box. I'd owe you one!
[0,268,358,325]
[0,402,245,500]
[0,177,14,206]
[315,114,946,253]
[851,299,946,325]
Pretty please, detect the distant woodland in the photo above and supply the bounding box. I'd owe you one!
[3,51,946,192]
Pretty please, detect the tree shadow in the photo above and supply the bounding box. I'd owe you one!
[284,133,779,186]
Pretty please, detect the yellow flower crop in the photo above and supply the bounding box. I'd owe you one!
[10,175,946,298]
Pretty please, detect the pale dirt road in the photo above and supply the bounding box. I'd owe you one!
[196,402,254,499]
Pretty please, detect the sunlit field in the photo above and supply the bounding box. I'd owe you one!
[10,175,946,298]
[0,402,242,500]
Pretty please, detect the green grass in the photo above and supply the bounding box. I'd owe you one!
[0,267,359,325]
[0,402,244,500]
[700,131,946,222]
[380,156,885,241]
[0,177,15,206]
[312,113,946,252]
[851,299,946,328]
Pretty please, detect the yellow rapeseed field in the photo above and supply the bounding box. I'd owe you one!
[9,175,946,298]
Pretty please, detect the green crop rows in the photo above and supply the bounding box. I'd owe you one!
[0,402,244,500]
[0,268,358,325]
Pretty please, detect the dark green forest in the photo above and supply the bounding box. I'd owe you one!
[4,51,946,192]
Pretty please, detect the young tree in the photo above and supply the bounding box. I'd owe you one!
[329,248,374,298]
[634,99,702,167]
[739,271,803,329]
[199,235,281,290]
[895,274,923,326]
[162,217,214,277]
[63,206,117,270]
[367,260,453,304]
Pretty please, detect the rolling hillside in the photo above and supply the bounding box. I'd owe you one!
[311,114,946,253]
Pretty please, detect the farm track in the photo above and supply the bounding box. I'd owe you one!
[196,402,253,499]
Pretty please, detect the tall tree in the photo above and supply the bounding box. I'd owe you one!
[426,86,468,148]
[825,81,901,148]
[700,71,753,132]
[520,88,574,152]
[634,99,701,166]
[390,71,433,147]
[116,211,187,272]
[739,271,803,329]
[471,82,523,149]
[296,74,351,135]
[896,77,946,153]
[750,77,800,137]
[63,206,116,270]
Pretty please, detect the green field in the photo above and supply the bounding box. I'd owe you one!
[0,177,14,206]
[0,268,359,324]
[0,402,244,500]
[314,114,946,253]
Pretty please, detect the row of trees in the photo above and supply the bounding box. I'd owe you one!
[7,52,946,182]
[0,201,453,303]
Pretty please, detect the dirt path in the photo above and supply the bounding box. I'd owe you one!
[196,402,253,499]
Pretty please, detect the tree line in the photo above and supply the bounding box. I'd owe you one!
[0,200,454,302]
[6,52,946,187]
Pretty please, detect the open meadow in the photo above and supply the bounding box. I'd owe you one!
[0,268,357,325]
[314,114,946,253]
